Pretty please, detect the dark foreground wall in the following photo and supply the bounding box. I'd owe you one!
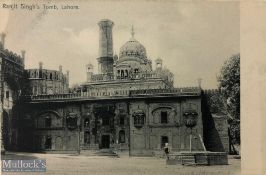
[202,90,229,153]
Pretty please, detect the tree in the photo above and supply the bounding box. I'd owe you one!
[218,54,240,145]
[207,90,226,114]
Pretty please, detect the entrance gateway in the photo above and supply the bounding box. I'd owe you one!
[101,135,110,149]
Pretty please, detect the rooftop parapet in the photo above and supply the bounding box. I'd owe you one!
[129,87,201,96]
[20,87,201,102]
[91,73,114,82]
[203,89,220,95]
[89,71,171,83]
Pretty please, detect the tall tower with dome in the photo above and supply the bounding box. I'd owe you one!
[83,20,174,94]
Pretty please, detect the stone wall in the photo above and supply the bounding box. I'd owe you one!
[129,97,204,156]
[212,114,229,152]
[15,101,130,152]
[15,93,205,155]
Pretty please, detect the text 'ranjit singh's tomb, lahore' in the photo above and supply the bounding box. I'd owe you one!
[0,19,229,158]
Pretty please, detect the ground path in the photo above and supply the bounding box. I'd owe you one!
[1,152,240,175]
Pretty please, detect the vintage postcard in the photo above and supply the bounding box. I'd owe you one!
[1,0,262,174]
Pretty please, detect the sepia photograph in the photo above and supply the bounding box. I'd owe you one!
[0,0,244,174]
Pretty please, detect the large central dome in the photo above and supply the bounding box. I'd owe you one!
[119,27,147,60]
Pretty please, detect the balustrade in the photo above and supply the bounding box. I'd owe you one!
[20,87,200,101]
[89,71,168,82]
[91,73,114,82]
[129,87,201,96]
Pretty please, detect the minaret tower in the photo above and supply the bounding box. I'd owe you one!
[97,19,114,74]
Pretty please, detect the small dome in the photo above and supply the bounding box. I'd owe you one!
[119,26,147,60]
[119,38,147,60]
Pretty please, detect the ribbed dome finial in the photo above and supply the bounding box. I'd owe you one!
[119,25,147,60]
[131,25,135,38]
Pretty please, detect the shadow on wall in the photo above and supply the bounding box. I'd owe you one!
[201,92,226,152]
[2,110,10,150]
[12,104,35,152]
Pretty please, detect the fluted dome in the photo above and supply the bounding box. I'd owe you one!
[119,37,147,60]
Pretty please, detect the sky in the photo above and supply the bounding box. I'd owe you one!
[0,0,240,89]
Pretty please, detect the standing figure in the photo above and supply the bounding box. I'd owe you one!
[164,143,170,160]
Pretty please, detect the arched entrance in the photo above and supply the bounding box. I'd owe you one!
[101,135,110,149]
[119,130,125,143]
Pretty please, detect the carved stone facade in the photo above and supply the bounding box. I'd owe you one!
[129,97,204,156]
[16,89,206,156]
[1,19,229,156]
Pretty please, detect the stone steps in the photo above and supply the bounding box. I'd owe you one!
[81,149,118,157]
[181,155,196,165]
[166,152,228,166]
[195,155,208,165]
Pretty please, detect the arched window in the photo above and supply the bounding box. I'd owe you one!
[102,117,109,126]
[119,130,125,143]
[5,91,9,99]
[161,111,168,124]
[45,135,52,149]
[84,131,90,144]
[121,70,124,78]
[84,118,90,127]
[66,113,78,130]
[133,110,145,128]
[120,116,124,125]
[50,73,53,80]
[125,70,128,78]
[45,116,51,128]
[55,136,62,150]
[33,86,38,95]
[37,112,61,129]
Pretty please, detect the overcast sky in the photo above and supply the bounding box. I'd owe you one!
[0,0,239,89]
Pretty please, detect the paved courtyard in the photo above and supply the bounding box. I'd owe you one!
[1,152,240,175]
